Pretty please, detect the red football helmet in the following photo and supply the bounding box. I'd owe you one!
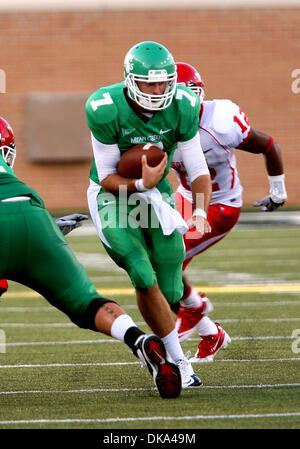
[176,62,205,102]
[0,116,16,167]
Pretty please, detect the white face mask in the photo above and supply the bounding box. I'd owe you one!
[1,145,16,167]
[176,82,205,102]
[126,71,177,111]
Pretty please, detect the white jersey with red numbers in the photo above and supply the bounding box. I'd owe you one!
[172,99,251,207]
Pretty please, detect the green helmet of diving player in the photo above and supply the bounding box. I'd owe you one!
[124,41,177,111]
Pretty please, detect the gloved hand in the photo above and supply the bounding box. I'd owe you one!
[55,213,89,235]
[252,196,285,212]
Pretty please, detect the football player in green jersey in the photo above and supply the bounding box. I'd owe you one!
[86,41,212,388]
[0,116,182,399]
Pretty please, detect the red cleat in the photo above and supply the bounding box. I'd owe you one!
[190,323,231,363]
[175,295,213,342]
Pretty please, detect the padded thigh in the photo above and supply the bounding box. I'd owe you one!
[155,260,184,305]
[98,199,185,302]
[102,225,158,290]
[103,221,185,303]
[150,227,185,265]
[0,201,101,322]
[149,228,185,304]
[98,199,157,290]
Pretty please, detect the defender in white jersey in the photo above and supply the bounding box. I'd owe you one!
[172,62,287,362]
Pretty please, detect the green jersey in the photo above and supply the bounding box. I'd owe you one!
[0,155,44,206]
[86,82,200,190]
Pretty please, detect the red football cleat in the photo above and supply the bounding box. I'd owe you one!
[190,323,231,363]
[175,295,213,342]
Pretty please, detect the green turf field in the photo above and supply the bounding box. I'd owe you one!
[0,222,299,429]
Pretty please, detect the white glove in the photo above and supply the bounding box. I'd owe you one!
[253,175,287,212]
[253,196,285,211]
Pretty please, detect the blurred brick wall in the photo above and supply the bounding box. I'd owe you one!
[1,7,299,210]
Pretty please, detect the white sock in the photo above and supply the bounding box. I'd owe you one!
[196,316,218,336]
[161,328,185,363]
[180,287,202,308]
[110,314,137,342]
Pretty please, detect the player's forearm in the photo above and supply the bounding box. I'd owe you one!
[264,141,287,203]
[191,174,212,214]
[238,128,284,175]
[101,174,138,194]
[263,140,284,176]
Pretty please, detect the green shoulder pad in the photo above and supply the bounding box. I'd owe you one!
[86,83,124,144]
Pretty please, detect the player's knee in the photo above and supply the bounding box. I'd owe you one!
[68,297,116,330]
[130,268,156,290]
[153,260,184,305]
[160,287,182,305]
[126,260,157,290]
[155,266,184,305]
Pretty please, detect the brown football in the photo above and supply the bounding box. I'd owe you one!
[117,144,165,178]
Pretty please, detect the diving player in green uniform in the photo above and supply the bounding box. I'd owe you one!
[86,41,212,387]
[0,116,182,399]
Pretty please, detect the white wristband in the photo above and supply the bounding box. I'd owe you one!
[268,174,287,203]
[135,178,148,192]
[192,208,207,219]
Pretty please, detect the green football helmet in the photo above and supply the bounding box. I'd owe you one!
[124,41,177,111]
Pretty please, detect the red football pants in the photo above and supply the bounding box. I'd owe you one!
[175,192,241,270]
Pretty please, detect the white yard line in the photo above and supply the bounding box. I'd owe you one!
[4,339,118,346]
[1,299,300,313]
[0,323,76,327]
[0,307,57,312]
[2,335,297,347]
[0,383,299,397]
[0,358,299,370]
[0,317,299,327]
[0,411,300,426]
[0,362,139,369]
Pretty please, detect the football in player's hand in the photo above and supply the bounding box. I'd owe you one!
[117,144,165,178]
